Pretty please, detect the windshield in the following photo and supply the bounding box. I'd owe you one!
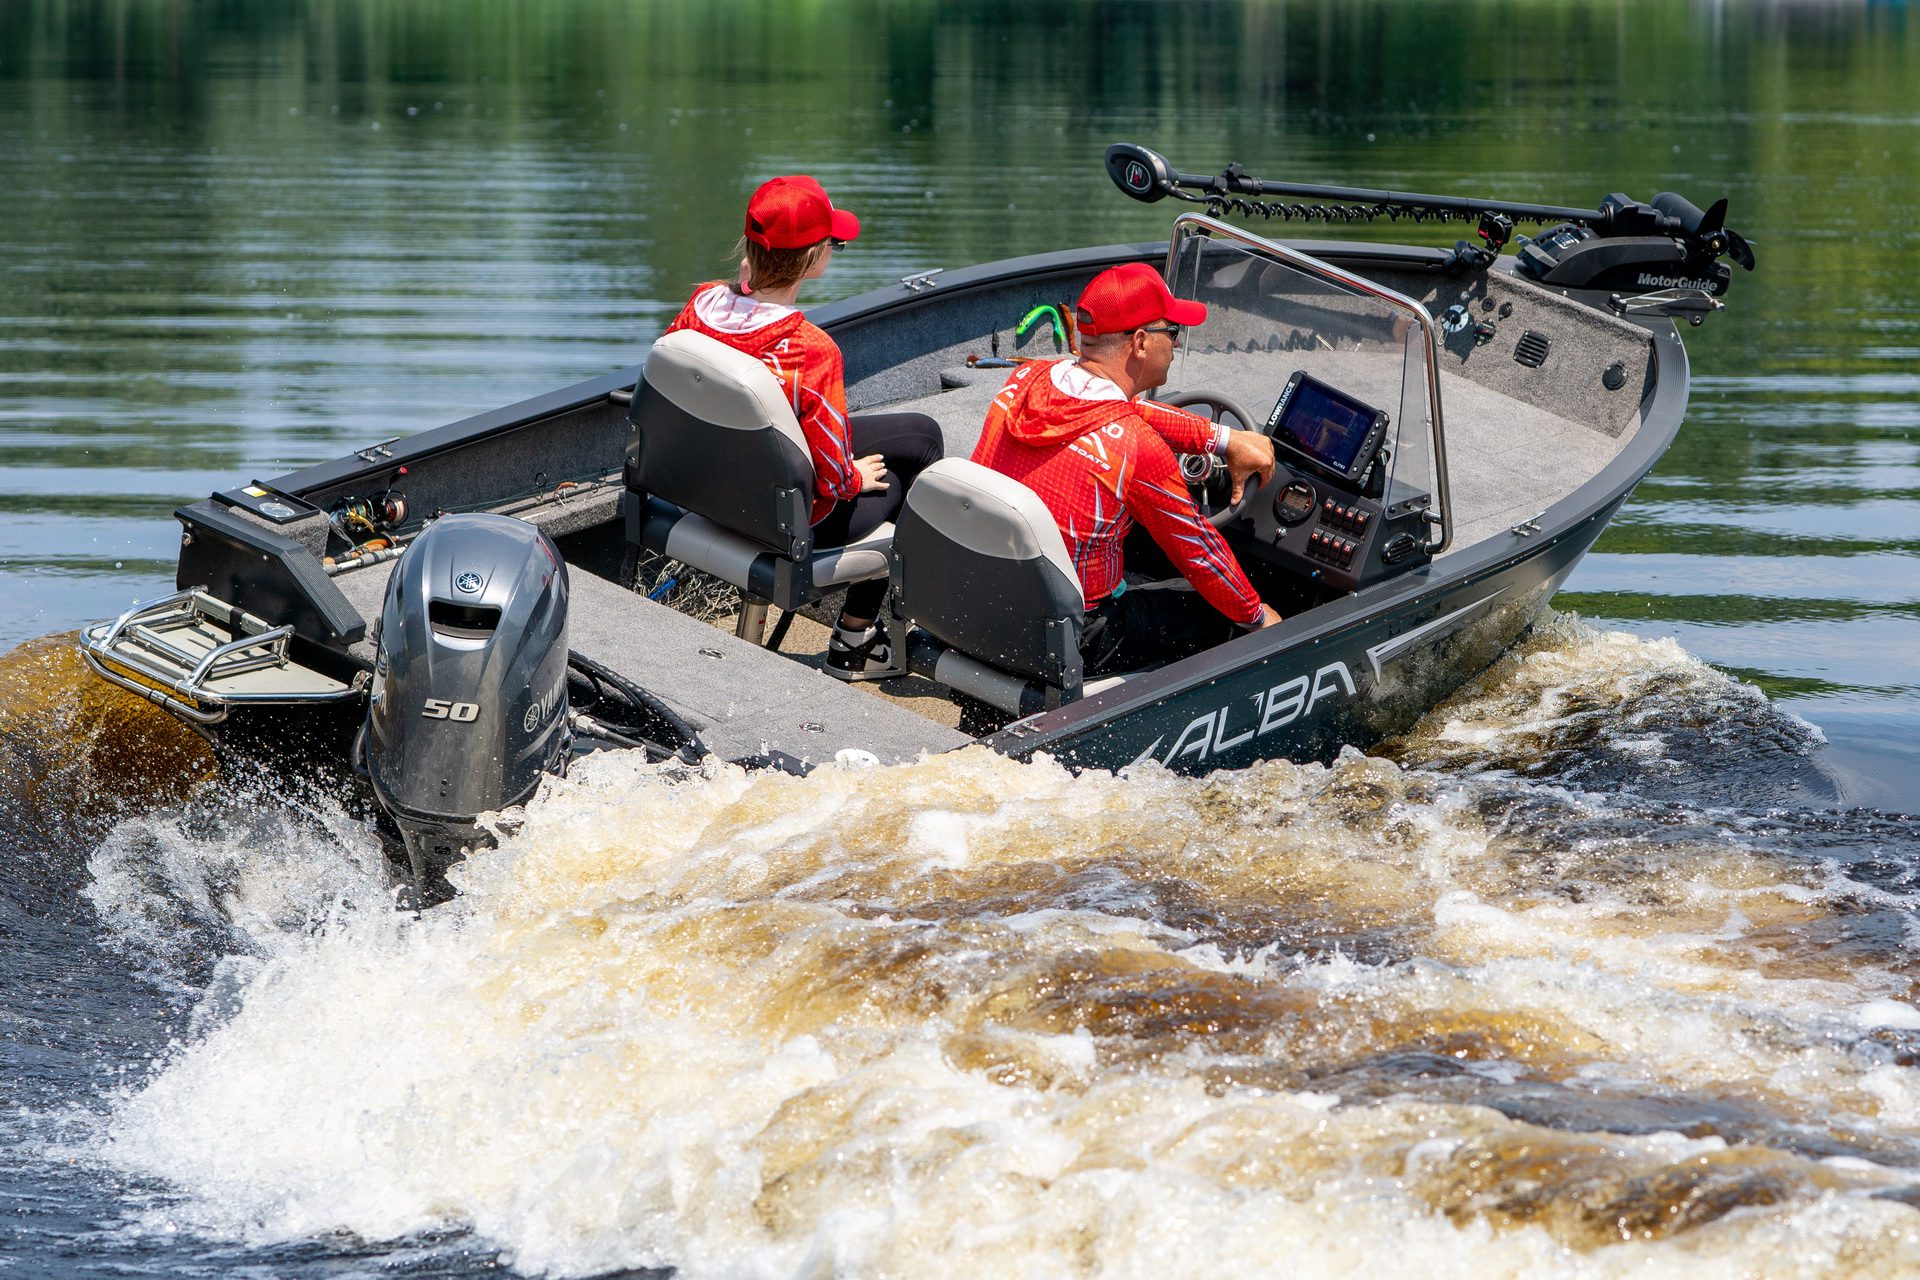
[1164,216,1447,541]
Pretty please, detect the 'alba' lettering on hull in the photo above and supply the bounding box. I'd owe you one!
[1134,661,1357,768]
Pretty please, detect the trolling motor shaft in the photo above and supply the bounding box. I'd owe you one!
[1106,142,1755,295]
[1109,143,1604,226]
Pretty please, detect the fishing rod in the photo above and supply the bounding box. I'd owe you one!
[1105,142,1755,281]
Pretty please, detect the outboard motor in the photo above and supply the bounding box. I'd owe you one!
[364,513,571,903]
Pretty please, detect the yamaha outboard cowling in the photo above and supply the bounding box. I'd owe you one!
[365,513,570,902]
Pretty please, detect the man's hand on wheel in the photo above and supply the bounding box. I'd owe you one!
[1224,430,1276,504]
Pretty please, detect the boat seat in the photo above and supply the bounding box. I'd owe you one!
[888,458,1134,717]
[624,329,891,642]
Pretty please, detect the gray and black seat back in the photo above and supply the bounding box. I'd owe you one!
[627,329,814,560]
[890,459,1087,712]
[625,329,894,643]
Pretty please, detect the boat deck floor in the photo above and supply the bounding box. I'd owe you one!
[332,554,969,766]
[567,573,969,765]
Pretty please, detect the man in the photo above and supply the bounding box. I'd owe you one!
[971,262,1282,676]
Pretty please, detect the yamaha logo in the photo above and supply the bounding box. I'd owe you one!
[522,678,564,734]
[1124,160,1151,192]
[455,572,482,593]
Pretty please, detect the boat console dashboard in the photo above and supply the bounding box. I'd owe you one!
[1184,369,1434,595]
[1244,458,1432,595]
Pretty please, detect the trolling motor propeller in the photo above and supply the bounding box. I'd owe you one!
[1105,142,1757,293]
[1650,191,1757,271]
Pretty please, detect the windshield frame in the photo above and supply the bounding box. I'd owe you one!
[1162,213,1452,555]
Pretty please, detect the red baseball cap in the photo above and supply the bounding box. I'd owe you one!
[743,175,861,250]
[1073,263,1207,335]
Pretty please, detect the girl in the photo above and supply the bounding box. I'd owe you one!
[665,175,942,677]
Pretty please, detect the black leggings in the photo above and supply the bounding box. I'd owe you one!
[1081,584,1246,677]
[811,411,944,619]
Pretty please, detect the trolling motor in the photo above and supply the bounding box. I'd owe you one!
[362,513,573,905]
[1105,142,1756,299]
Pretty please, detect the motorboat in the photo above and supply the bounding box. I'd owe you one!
[77,144,1754,896]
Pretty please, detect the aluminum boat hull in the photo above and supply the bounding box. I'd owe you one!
[77,231,1694,779]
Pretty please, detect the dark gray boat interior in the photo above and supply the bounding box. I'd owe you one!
[863,259,1651,559]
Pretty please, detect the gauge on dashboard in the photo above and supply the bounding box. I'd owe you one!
[1272,477,1316,526]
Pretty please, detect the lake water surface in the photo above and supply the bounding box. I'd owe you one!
[4,3,1919,1277]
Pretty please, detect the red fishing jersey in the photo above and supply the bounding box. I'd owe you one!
[665,283,857,525]
[971,359,1263,625]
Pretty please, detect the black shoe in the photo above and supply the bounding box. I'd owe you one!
[826,623,890,680]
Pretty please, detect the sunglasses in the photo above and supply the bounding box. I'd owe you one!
[1139,323,1183,341]
[828,237,849,252]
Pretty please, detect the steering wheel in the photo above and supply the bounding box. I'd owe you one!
[1161,390,1262,528]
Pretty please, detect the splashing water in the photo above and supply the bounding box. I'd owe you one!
[1387,612,1828,792]
[83,788,392,998]
[76,618,1920,1278]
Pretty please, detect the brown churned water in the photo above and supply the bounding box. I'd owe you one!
[33,615,1912,1278]
[0,636,217,851]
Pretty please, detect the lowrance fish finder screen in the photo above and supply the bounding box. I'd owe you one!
[1265,372,1388,483]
